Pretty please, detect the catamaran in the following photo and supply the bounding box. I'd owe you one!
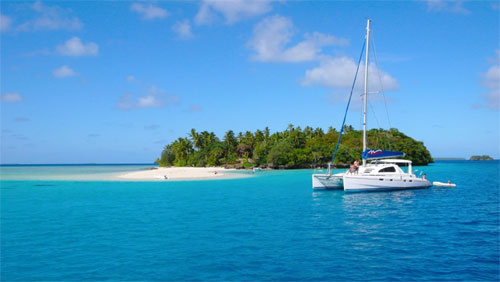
[312,163,344,189]
[312,19,431,192]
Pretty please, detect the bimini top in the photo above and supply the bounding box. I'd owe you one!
[371,159,412,164]
[362,149,405,160]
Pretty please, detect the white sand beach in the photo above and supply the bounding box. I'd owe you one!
[115,166,250,181]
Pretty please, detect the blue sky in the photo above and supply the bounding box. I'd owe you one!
[1,0,499,164]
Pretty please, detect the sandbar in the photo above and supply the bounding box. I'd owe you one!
[114,166,250,181]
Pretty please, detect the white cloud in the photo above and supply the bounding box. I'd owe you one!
[117,86,177,110]
[425,0,470,14]
[16,1,83,32]
[0,14,12,32]
[130,3,168,20]
[56,37,98,56]
[52,65,76,78]
[195,0,272,25]
[138,95,163,108]
[483,65,500,89]
[127,75,136,82]
[1,92,23,102]
[249,15,293,61]
[249,15,349,63]
[302,56,399,94]
[480,51,500,110]
[172,19,194,40]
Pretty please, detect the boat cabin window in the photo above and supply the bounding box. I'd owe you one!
[378,166,396,173]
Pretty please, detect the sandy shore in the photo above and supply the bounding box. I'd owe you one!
[115,167,250,181]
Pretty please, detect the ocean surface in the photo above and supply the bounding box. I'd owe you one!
[1,161,499,281]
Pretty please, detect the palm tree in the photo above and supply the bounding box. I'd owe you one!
[200,131,213,149]
[223,130,237,154]
[190,128,202,151]
[254,129,264,143]
[264,127,270,140]
[172,137,193,165]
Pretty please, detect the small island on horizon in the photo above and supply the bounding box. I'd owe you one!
[469,155,494,161]
[156,125,433,169]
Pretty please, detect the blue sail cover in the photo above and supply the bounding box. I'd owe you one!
[362,149,405,160]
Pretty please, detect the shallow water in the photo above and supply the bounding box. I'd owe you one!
[0,164,155,180]
[1,161,499,281]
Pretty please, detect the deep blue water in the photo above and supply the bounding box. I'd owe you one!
[1,161,499,281]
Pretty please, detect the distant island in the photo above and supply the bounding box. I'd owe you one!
[156,125,433,169]
[470,155,494,161]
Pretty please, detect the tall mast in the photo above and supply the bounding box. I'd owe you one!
[362,19,371,166]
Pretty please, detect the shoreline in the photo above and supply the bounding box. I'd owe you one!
[0,165,252,182]
[113,166,250,181]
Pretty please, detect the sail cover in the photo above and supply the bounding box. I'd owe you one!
[362,149,405,160]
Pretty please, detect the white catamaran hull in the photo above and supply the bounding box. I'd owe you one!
[312,173,344,189]
[343,175,431,192]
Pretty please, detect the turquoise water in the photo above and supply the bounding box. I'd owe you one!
[0,164,156,180]
[1,161,499,280]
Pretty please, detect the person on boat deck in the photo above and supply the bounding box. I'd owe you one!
[349,164,356,174]
[349,160,360,174]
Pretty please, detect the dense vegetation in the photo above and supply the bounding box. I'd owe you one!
[156,125,433,168]
[469,155,494,161]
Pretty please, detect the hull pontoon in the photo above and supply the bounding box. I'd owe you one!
[312,173,344,189]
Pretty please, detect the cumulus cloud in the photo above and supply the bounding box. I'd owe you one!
[16,1,83,32]
[425,0,470,14]
[0,14,12,32]
[172,19,194,40]
[302,56,399,100]
[483,65,500,89]
[56,37,98,56]
[480,50,500,110]
[301,56,399,109]
[138,95,163,108]
[117,86,178,110]
[195,0,272,25]
[130,2,168,20]
[249,15,349,63]
[52,65,76,78]
[1,92,23,103]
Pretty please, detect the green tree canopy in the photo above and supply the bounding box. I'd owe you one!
[157,125,434,168]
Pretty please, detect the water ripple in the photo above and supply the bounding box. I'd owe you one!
[1,161,499,281]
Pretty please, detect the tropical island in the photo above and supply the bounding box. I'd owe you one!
[469,155,494,161]
[156,125,433,169]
